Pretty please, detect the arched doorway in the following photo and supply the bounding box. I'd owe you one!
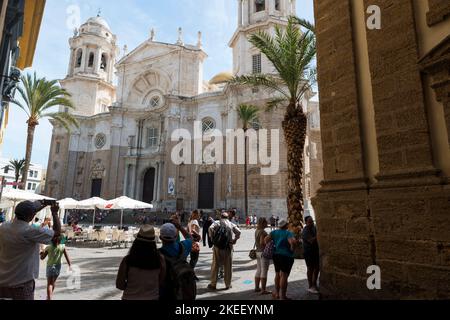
[142,168,156,204]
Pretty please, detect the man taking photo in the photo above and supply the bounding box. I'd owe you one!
[0,200,61,300]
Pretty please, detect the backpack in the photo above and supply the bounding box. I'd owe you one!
[212,222,231,249]
[262,240,275,260]
[160,244,197,301]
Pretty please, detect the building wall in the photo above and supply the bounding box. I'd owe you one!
[313,0,450,299]
[0,157,44,192]
[46,1,321,221]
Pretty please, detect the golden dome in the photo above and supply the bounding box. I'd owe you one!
[209,72,233,85]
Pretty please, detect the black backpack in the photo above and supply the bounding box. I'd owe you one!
[160,244,197,301]
[212,223,231,249]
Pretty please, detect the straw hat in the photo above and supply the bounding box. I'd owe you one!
[135,225,156,243]
[278,219,288,228]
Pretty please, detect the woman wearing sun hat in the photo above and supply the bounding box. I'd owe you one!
[116,225,166,300]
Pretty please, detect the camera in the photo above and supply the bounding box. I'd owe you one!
[40,199,58,207]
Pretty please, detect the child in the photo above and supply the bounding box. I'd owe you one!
[40,235,71,300]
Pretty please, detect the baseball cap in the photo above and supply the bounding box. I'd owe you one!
[15,201,43,219]
[160,223,178,242]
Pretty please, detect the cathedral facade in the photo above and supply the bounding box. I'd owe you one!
[45,0,322,218]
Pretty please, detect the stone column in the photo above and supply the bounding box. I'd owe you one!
[242,0,250,26]
[238,0,243,26]
[68,48,75,76]
[129,164,136,199]
[107,51,114,83]
[93,46,101,74]
[313,0,368,191]
[159,161,165,203]
[153,163,158,202]
[123,164,129,197]
[363,0,439,185]
[268,0,274,15]
[80,46,88,72]
[156,161,162,202]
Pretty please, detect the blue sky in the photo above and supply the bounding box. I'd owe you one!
[1,0,315,167]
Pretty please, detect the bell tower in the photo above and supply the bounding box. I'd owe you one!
[230,0,296,76]
[61,14,118,116]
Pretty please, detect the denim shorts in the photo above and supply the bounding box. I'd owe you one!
[46,264,62,279]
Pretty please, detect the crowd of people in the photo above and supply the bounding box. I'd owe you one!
[0,200,320,301]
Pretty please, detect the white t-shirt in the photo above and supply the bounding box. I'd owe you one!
[188,220,200,234]
[0,220,54,287]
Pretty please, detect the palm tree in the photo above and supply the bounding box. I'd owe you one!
[11,72,78,189]
[229,16,316,230]
[237,104,260,219]
[2,159,25,189]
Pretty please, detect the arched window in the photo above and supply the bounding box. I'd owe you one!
[88,52,95,67]
[75,49,83,68]
[202,118,216,133]
[255,0,265,12]
[100,53,108,70]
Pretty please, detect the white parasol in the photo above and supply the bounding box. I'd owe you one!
[102,196,153,228]
[77,197,108,226]
[2,189,55,220]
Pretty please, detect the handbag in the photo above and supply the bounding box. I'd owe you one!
[249,242,257,260]
[262,240,275,260]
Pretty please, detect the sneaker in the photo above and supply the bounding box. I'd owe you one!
[308,287,319,294]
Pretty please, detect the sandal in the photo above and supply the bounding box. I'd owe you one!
[261,290,272,295]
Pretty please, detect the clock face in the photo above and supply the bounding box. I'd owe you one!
[94,133,107,149]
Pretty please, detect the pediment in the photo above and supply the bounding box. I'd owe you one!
[117,41,181,66]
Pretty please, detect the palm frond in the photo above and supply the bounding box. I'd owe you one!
[45,112,79,131]
[292,16,316,34]
[14,72,75,121]
[234,16,317,109]
[237,104,260,130]
[266,97,288,112]
[229,74,290,99]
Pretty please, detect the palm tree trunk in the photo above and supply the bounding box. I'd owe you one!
[14,174,19,189]
[282,103,307,232]
[244,135,249,217]
[20,123,37,190]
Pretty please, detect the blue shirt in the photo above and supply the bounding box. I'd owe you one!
[161,239,192,259]
[271,229,295,258]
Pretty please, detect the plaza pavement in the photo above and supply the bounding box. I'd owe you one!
[34,228,319,301]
